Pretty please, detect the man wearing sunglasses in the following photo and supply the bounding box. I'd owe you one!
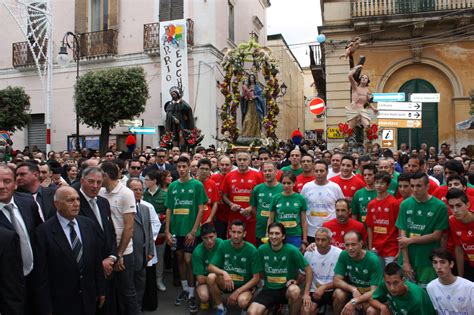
[143,148,177,180]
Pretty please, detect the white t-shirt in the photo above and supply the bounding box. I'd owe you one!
[100,182,136,255]
[304,245,342,292]
[301,181,344,237]
[327,168,340,179]
[427,276,474,315]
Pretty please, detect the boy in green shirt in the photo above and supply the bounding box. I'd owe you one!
[371,262,435,315]
[192,223,223,311]
[396,172,449,288]
[352,163,377,224]
[333,231,383,315]
[248,222,313,315]
[248,162,283,245]
[165,156,208,312]
[208,220,260,315]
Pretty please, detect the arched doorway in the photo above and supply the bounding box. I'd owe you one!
[397,79,438,150]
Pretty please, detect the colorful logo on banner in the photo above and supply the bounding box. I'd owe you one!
[0,130,11,141]
[162,24,184,48]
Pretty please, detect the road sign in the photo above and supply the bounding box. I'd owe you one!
[372,93,405,102]
[120,119,143,127]
[327,127,345,139]
[378,119,422,128]
[308,98,326,115]
[378,111,422,120]
[410,93,440,103]
[381,128,397,148]
[377,102,422,111]
[129,127,156,134]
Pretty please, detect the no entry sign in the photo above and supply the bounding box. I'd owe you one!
[308,98,326,115]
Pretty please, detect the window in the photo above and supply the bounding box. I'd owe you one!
[159,0,184,21]
[228,1,235,42]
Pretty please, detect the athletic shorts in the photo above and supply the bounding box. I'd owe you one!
[253,287,288,309]
[413,266,437,288]
[176,236,199,253]
[286,236,301,248]
[310,290,334,307]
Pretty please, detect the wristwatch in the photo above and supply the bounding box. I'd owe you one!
[350,298,357,305]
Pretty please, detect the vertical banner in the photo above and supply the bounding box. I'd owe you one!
[159,19,189,124]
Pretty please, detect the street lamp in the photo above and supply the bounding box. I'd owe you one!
[57,31,81,152]
[280,82,287,97]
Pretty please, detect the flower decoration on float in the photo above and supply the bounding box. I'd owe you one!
[217,38,282,150]
[338,123,353,137]
[159,131,174,149]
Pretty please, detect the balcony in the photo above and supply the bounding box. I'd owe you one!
[352,0,473,17]
[309,44,326,101]
[144,18,194,53]
[76,29,118,59]
[12,40,47,68]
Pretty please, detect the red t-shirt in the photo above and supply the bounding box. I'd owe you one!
[322,218,367,250]
[428,178,439,195]
[222,169,263,222]
[449,216,474,267]
[201,178,220,224]
[330,175,365,200]
[211,173,230,222]
[294,174,315,193]
[432,186,474,214]
[365,195,400,257]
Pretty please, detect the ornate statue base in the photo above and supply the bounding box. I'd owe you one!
[236,136,260,146]
[347,125,365,153]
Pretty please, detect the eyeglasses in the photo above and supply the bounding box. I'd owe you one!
[130,166,141,170]
[105,154,113,157]
[157,155,166,158]
[252,158,258,161]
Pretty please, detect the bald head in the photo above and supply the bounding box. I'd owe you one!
[54,186,80,220]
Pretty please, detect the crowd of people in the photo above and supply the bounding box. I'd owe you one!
[0,141,473,315]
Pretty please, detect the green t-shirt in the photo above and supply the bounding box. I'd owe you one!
[373,280,436,315]
[351,187,377,224]
[165,178,208,237]
[255,243,308,290]
[144,188,167,233]
[209,240,259,288]
[192,238,223,276]
[281,165,303,176]
[250,183,283,238]
[395,196,449,267]
[468,183,474,189]
[334,250,383,292]
[388,179,398,196]
[270,193,307,236]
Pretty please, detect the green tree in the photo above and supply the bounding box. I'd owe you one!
[75,67,149,153]
[0,86,31,132]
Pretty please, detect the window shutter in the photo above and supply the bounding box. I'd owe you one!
[74,0,88,33]
[171,0,184,20]
[159,0,171,21]
[108,0,119,29]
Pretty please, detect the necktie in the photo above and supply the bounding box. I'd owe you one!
[89,198,103,230]
[136,203,143,222]
[4,204,34,275]
[68,221,83,268]
[32,193,45,222]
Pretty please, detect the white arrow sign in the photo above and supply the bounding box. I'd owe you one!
[410,93,440,102]
[377,102,422,111]
[378,111,422,119]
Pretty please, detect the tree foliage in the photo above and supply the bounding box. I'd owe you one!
[75,67,149,153]
[0,86,31,132]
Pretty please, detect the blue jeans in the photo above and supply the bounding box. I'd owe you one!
[286,236,301,248]
[116,254,140,315]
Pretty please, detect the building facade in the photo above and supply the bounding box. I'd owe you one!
[0,0,271,152]
[315,0,473,151]
[267,34,305,140]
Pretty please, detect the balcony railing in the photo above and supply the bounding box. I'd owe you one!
[309,45,323,67]
[76,29,118,59]
[144,18,194,52]
[352,0,473,17]
[12,40,47,67]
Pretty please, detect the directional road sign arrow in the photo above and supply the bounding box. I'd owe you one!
[372,93,405,102]
[129,127,156,134]
[378,111,422,120]
[377,102,422,111]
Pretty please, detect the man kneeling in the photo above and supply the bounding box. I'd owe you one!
[208,220,260,315]
[247,222,312,315]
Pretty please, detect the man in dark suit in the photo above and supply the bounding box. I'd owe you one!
[0,164,41,315]
[77,166,117,314]
[143,148,177,180]
[15,162,56,221]
[34,186,105,315]
[0,227,25,315]
[127,179,154,308]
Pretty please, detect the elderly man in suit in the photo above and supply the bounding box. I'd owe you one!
[0,164,41,315]
[127,178,154,309]
[77,166,117,315]
[15,162,56,221]
[34,186,105,315]
[0,227,25,315]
